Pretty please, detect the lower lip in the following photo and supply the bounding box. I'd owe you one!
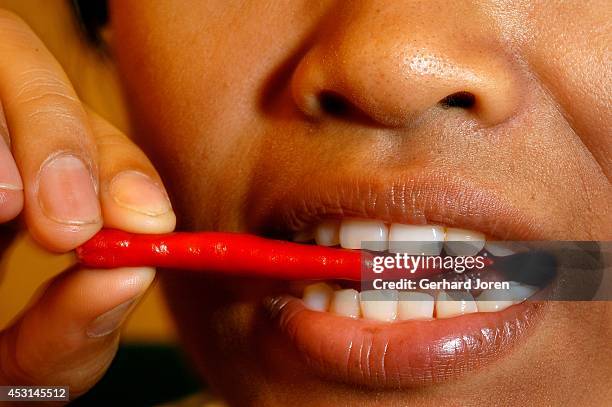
[265,296,544,388]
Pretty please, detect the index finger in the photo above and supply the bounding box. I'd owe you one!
[0,10,101,251]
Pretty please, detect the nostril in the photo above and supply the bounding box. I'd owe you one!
[317,90,376,125]
[438,91,476,109]
[319,91,351,117]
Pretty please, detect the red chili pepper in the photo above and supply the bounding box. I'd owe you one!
[76,229,492,280]
[76,229,364,280]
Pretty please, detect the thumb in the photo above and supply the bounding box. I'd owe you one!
[0,266,154,398]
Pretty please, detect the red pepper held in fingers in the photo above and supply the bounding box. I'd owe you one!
[76,229,482,280]
[76,229,365,280]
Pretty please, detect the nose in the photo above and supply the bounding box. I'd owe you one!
[291,1,522,127]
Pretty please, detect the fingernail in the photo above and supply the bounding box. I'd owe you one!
[109,171,172,216]
[86,297,138,338]
[0,137,22,191]
[86,268,155,338]
[38,154,101,225]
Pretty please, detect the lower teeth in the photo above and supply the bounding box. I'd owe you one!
[302,281,538,321]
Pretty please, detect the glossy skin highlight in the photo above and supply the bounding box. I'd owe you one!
[107,1,611,405]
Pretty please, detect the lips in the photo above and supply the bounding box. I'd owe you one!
[237,174,552,389]
[256,220,545,387]
[247,171,553,241]
[265,295,543,387]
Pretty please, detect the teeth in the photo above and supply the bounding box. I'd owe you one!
[484,241,528,257]
[444,228,486,256]
[476,282,538,310]
[508,281,538,303]
[313,219,493,256]
[359,290,398,321]
[398,292,435,320]
[435,291,478,318]
[302,285,537,322]
[293,229,314,242]
[475,289,515,312]
[339,219,388,251]
[302,282,334,311]
[388,224,445,255]
[483,241,515,257]
[329,289,361,318]
[314,220,340,246]
[299,220,539,322]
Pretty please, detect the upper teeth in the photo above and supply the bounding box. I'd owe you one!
[389,224,445,255]
[314,219,340,246]
[339,219,389,251]
[303,218,491,256]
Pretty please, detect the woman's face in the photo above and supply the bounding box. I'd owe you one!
[108,1,611,405]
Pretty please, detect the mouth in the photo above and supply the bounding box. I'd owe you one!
[260,218,549,388]
[241,174,555,388]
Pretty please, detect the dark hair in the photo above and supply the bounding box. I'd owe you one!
[71,0,108,46]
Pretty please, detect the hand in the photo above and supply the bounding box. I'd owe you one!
[0,9,175,399]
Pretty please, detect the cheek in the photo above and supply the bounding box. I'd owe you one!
[519,3,611,177]
[109,1,328,230]
[109,3,256,228]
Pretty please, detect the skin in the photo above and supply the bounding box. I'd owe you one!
[0,0,611,405]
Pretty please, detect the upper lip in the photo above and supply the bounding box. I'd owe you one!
[246,169,550,240]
